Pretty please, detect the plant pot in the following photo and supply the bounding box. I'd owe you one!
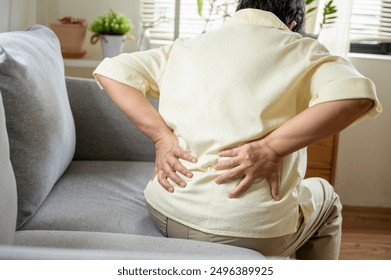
[100,35,126,58]
[50,18,87,58]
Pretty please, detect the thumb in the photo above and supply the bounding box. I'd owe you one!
[267,172,281,201]
[151,166,158,181]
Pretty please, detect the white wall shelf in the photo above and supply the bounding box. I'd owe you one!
[63,55,102,68]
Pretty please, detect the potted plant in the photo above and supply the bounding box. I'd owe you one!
[50,16,87,58]
[90,9,133,58]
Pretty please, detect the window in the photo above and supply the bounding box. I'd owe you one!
[350,0,391,54]
[140,0,238,48]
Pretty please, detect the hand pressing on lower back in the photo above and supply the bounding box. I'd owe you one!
[153,132,197,193]
[214,139,282,200]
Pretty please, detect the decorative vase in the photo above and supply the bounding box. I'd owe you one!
[50,17,87,58]
[100,35,126,58]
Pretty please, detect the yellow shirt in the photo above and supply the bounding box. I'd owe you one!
[94,9,382,238]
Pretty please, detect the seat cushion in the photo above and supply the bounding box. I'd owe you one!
[0,25,76,228]
[21,161,161,237]
[13,230,264,259]
[0,93,17,244]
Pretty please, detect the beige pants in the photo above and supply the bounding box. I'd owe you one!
[146,178,342,259]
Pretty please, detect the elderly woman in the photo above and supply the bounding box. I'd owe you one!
[94,0,381,259]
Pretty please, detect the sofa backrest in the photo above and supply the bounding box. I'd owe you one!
[0,92,17,244]
[66,77,156,162]
[0,25,76,229]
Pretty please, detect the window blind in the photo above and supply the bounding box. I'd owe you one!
[141,0,176,46]
[141,0,238,48]
[350,0,391,43]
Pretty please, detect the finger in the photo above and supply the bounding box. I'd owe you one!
[267,173,281,201]
[164,164,187,188]
[228,176,253,198]
[167,171,187,188]
[214,157,240,171]
[171,159,193,178]
[175,148,197,163]
[218,148,237,158]
[215,166,244,185]
[158,169,174,193]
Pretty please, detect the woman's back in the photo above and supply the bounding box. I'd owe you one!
[145,10,317,238]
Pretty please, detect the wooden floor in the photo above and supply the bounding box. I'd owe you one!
[339,206,391,260]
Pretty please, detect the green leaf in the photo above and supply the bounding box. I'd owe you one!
[306,0,317,15]
[197,0,203,17]
[90,9,132,35]
[326,0,334,8]
[306,7,316,15]
[322,0,338,25]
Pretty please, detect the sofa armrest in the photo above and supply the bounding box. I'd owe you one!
[66,77,156,162]
[0,245,221,260]
[0,245,265,260]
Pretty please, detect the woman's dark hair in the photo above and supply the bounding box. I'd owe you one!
[236,0,305,32]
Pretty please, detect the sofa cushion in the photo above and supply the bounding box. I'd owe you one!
[65,77,156,162]
[13,230,264,259]
[0,25,76,228]
[21,161,161,237]
[0,93,17,244]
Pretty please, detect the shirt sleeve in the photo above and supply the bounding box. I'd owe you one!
[93,45,172,99]
[306,43,382,120]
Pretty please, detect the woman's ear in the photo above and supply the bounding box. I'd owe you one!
[287,20,298,31]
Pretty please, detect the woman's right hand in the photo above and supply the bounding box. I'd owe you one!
[153,132,197,192]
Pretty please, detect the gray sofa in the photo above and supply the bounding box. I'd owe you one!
[0,25,264,259]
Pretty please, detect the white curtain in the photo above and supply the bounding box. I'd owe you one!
[0,0,37,32]
[0,0,10,32]
[316,0,353,58]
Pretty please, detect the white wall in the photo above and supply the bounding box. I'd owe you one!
[335,54,391,207]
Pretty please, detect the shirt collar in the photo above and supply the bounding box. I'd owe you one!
[225,8,290,31]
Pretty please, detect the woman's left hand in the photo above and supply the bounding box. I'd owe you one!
[214,139,282,200]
